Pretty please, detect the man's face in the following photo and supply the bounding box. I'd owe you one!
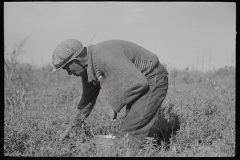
[63,60,87,77]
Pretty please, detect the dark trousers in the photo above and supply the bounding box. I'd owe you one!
[118,63,168,145]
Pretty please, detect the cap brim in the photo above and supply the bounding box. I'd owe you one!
[52,65,64,73]
[52,58,72,73]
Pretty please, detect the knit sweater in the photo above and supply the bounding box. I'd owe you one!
[77,40,160,118]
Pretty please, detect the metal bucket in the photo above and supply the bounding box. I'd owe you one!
[94,135,118,155]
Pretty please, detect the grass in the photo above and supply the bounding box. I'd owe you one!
[4,62,235,157]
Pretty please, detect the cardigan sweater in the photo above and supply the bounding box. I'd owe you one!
[77,40,160,118]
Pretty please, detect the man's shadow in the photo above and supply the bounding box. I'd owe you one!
[148,109,181,146]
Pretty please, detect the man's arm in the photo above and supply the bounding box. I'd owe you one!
[59,78,100,141]
[77,77,100,118]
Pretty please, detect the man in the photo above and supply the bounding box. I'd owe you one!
[52,39,169,146]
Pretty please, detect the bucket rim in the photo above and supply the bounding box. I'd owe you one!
[94,135,115,139]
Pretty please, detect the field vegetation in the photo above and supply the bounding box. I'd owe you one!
[4,41,235,157]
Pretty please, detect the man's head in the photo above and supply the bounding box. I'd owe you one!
[52,39,88,77]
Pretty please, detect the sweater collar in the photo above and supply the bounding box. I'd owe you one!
[87,45,97,83]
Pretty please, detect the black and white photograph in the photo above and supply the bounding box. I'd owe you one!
[4,2,235,157]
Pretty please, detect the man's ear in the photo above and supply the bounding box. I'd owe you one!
[74,56,87,68]
[73,59,82,66]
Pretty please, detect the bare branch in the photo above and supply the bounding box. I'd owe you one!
[7,37,29,83]
[13,37,29,57]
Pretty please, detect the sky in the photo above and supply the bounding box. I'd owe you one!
[4,2,236,71]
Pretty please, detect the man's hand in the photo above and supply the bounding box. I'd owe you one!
[59,112,84,142]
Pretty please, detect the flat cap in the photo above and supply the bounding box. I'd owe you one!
[52,39,84,72]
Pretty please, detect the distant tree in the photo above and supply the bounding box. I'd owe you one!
[170,69,178,86]
[215,66,235,77]
[181,67,190,85]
